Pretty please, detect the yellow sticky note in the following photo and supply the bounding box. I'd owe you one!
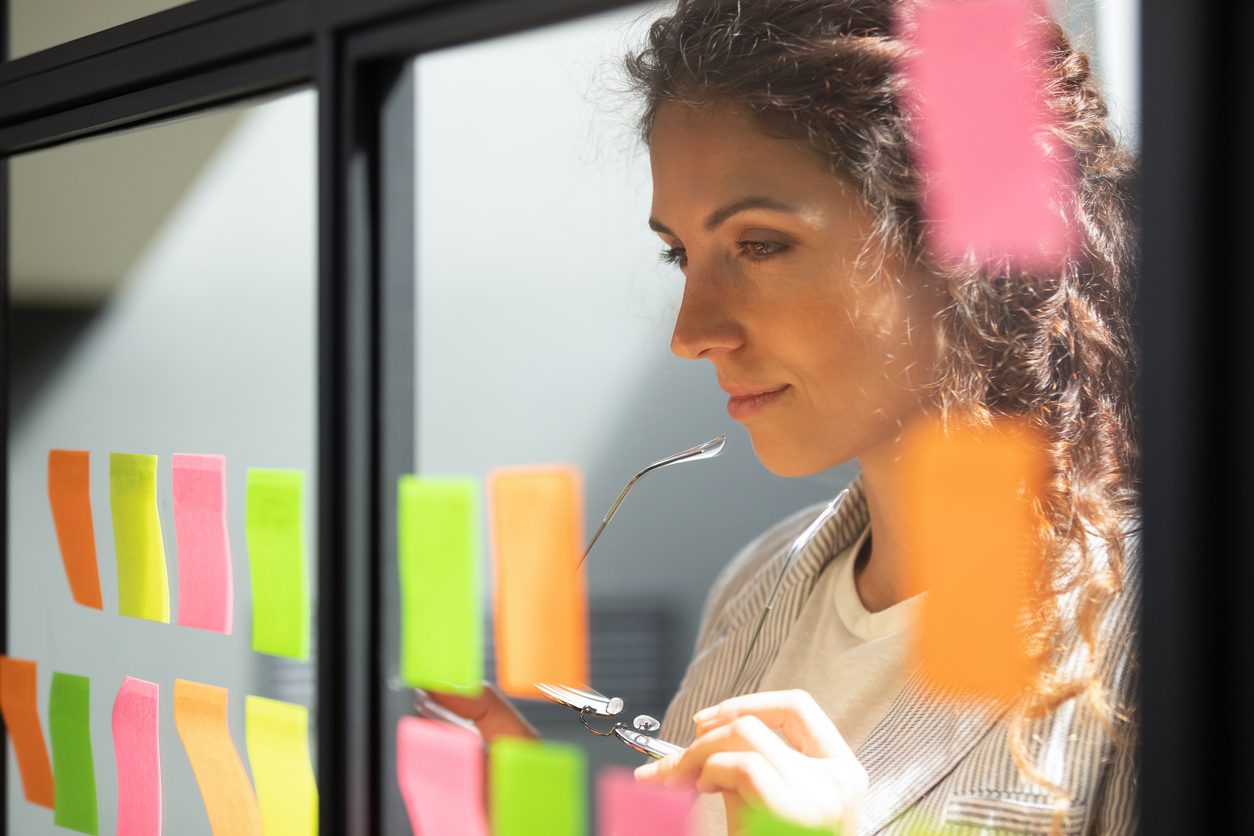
[110,453,171,622]
[245,696,318,836]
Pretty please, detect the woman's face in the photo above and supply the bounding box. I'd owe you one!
[648,101,947,476]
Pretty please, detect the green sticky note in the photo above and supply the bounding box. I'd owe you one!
[490,737,585,836]
[246,469,310,660]
[109,453,171,622]
[742,807,836,836]
[398,476,483,694]
[49,672,98,835]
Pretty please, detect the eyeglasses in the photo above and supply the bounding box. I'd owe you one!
[537,435,849,759]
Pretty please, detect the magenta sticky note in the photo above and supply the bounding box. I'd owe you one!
[597,767,694,836]
[172,454,233,633]
[901,0,1077,269]
[112,677,161,836]
[396,717,488,836]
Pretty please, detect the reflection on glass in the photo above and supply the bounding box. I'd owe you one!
[7,90,316,834]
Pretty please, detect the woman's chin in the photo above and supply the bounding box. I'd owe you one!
[746,430,845,478]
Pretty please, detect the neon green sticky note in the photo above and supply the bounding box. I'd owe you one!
[742,807,835,836]
[110,453,171,622]
[398,476,483,694]
[49,672,98,835]
[245,696,318,836]
[246,469,309,660]
[490,737,585,836]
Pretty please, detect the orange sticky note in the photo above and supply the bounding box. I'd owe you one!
[900,416,1047,701]
[0,655,55,808]
[173,679,262,836]
[488,467,588,698]
[48,450,104,609]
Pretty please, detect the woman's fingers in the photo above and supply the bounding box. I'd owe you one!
[693,689,850,759]
[694,750,789,807]
[637,714,794,787]
[637,691,866,835]
[426,683,539,742]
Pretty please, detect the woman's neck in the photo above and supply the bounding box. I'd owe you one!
[853,433,926,613]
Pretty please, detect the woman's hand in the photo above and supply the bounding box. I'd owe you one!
[633,689,866,835]
[424,683,539,742]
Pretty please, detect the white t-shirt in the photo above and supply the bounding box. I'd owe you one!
[691,525,925,835]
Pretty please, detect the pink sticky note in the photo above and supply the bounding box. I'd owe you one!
[396,717,488,836]
[901,0,1076,269]
[172,454,233,633]
[113,677,161,836]
[597,767,695,836]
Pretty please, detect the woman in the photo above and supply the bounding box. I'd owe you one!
[436,1,1140,833]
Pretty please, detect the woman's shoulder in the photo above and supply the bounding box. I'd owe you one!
[714,501,835,593]
[694,483,868,646]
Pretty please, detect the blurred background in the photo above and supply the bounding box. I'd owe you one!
[6,0,1140,831]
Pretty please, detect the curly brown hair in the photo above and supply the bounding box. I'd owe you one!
[624,0,1140,827]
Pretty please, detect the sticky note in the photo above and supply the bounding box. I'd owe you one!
[173,679,262,836]
[741,807,832,835]
[49,672,97,834]
[110,453,171,622]
[900,417,1047,701]
[490,737,585,836]
[245,469,309,660]
[398,476,483,694]
[0,656,54,808]
[901,0,1076,269]
[488,467,588,698]
[172,454,233,633]
[245,696,318,836]
[112,677,160,836]
[396,717,488,836]
[48,450,104,609]
[597,767,694,836]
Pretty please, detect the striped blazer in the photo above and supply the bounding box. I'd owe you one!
[660,476,1140,835]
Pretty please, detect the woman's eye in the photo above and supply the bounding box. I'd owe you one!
[659,246,687,268]
[739,240,789,260]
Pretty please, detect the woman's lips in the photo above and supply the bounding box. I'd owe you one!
[726,385,789,421]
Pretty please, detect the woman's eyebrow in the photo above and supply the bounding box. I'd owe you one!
[648,195,800,236]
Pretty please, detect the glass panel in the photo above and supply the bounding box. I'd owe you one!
[7,90,317,834]
[410,2,849,784]
[8,0,193,59]
[407,0,1141,827]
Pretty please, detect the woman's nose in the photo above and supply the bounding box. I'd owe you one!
[669,273,745,360]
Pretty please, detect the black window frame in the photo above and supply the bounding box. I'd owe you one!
[0,0,1244,833]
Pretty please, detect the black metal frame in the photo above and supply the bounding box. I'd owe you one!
[1139,4,1254,834]
[1,0,1241,833]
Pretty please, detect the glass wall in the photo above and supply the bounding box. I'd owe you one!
[7,89,316,835]
[409,0,851,782]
